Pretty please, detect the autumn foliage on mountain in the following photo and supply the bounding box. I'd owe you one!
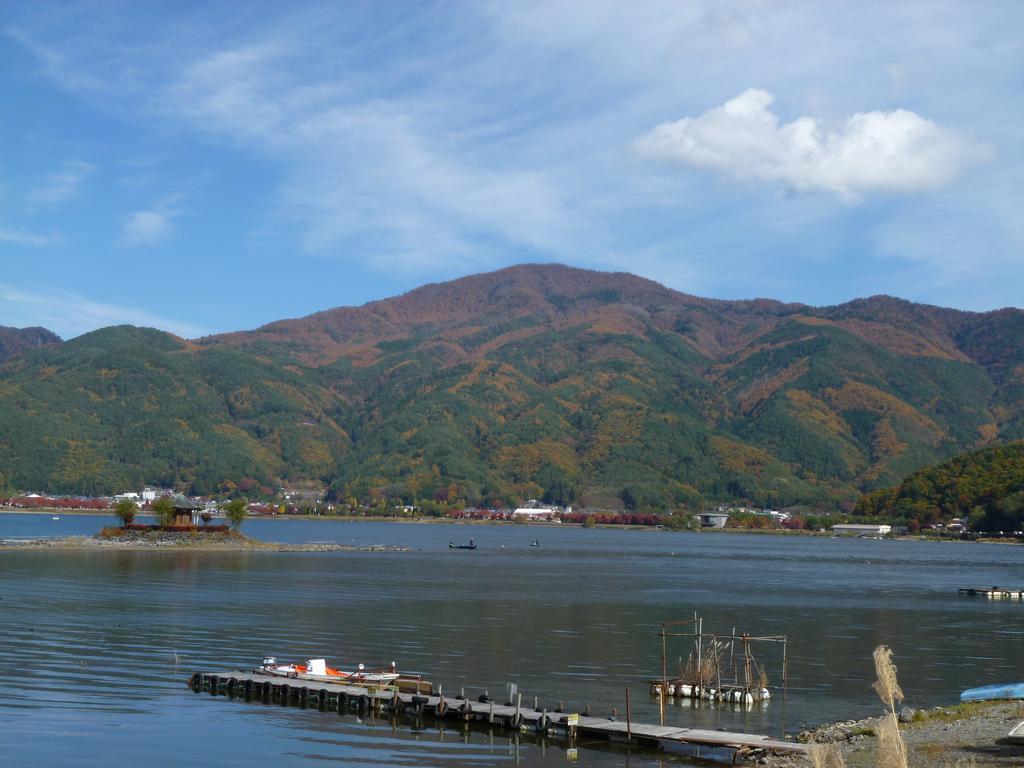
[856,442,1024,532]
[0,264,1021,512]
[0,325,61,364]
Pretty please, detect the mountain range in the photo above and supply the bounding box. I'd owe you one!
[1,264,1022,510]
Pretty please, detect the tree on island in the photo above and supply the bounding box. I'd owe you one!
[224,498,248,530]
[151,496,175,528]
[113,498,138,527]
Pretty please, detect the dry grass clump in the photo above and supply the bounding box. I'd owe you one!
[808,742,846,768]
[871,645,907,768]
[873,715,907,768]
[872,645,904,711]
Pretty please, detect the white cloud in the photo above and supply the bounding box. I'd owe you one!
[0,285,207,339]
[635,89,991,199]
[29,161,94,203]
[166,44,293,142]
[120,198,182,247]
[0,227,60,246]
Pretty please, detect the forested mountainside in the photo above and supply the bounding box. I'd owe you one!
[0,325,61,364]
[1,264,1022,509]
[855,442,1024,532]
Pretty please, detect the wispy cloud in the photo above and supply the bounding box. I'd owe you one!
[635,89,992,199]
[165,43,571,268]
[5,28,111,95]
[0,227,60,246]
[0,284,206,339]
[120,197,183,247]
[29,160,94,203]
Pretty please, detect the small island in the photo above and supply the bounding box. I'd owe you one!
[0,494,410,553]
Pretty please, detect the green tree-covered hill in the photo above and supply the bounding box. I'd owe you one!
[855,442,1024,532]
[1,264,1022,508]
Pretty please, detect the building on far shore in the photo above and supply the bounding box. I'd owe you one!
[511,507,557,521]
[832,523,892,536]
[699,512,730,528]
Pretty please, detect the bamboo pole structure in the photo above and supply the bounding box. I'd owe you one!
[660,622,667,726]
[655,616,789,700]
[625,686,632,741]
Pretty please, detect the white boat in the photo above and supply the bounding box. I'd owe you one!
[1007,721,1024,745]
[258,657,400,685]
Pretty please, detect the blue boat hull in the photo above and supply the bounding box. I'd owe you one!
[960,682,1024,702]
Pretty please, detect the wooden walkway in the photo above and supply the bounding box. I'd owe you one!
[960,586,1024,600]
[190,670,807,759]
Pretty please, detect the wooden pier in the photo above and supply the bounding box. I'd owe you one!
[959,586,1024,600]
[189,669,807,761]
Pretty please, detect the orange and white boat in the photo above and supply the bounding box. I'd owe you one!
[259,656,400,685]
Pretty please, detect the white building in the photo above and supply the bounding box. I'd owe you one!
[832,523,892,536]
[699,512,730,528]
[512,507,556,520]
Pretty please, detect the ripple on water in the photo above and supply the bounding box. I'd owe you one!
[1,516,1023,766]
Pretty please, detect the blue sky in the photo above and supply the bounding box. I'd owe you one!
[1,1,1021,339]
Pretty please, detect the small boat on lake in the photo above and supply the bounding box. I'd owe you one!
[960,681,1024,702]
[530,539,540,547]
[258,657,400,685]
[449,539,477,550]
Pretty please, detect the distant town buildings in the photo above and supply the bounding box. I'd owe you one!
[714,504,790,521]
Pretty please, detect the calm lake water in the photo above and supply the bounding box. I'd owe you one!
[2,513,1023,766]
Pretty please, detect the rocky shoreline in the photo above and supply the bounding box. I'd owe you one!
[758,701,1024,767]
[0,530,412,553]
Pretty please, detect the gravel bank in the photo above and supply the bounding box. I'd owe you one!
[759,702,1024,767]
